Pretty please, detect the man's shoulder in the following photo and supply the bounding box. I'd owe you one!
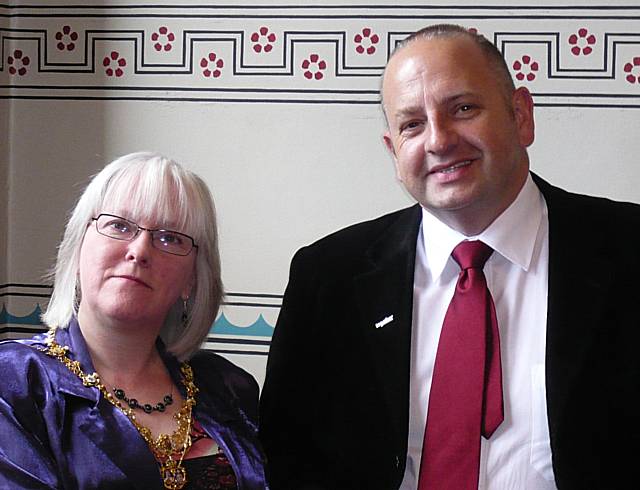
[536,175,640,252]
[571,191,640,218]
[535,173,640,220]
[301,204,420,257]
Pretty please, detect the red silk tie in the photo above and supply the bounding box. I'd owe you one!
[418,240,504,490]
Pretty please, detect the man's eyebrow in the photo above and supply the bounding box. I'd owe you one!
[444,91,477,104]
[393,106,423,119]
[392,92,478,118]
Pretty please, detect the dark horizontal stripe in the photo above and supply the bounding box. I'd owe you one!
[0,326,47,335]
[535,103,640,108]
[2,5,639,11]
[0,284,283,298]
[533,94,640,98]
[206,337,271,346]
[0,329,271,344]
[0,85,381,95]
[0,292,51,298]
[2,294,281,305]
[221,301,281,308]
[7,86,639,96]
[0,283,53,290]
[2,13,640,20]
[0,95,381,104]
[0,95,638,108]
[225,292,283,299]
[203,348,268,357]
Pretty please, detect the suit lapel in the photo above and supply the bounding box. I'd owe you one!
[535,175,614,449]
[353,204,422,444]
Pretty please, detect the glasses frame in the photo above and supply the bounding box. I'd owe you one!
[91,213,198,256]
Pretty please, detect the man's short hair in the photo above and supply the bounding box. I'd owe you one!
[382,24,516,113]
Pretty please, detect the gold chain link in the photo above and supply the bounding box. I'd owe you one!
[40,327,199,489]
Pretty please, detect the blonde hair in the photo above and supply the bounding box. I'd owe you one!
[42,152,223,359]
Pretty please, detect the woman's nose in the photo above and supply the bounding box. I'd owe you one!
[125,230,153,265]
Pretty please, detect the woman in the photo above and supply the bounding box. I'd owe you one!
[0,152,267,489]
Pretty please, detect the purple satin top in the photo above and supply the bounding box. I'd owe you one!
[0,319,268,489]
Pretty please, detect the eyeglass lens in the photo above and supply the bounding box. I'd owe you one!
[94,214,194,256]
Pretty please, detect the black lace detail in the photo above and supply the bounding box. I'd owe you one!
[182,451,238,490]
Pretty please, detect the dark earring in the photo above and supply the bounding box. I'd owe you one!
[181,297,189,326]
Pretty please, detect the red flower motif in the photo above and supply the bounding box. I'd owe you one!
[623,57,640,84]
[151,26,175,52]
[301,53,326,80]
[200,52,224,78]
[55,25,78,51]
[512,55,539,82]
[102,51,126,77]
[467,27,479,35]
[568,28,596,56]
[251,26,276,53]
[354,27,380,55]
[7,49,30,76]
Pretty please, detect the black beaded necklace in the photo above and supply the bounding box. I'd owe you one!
[113,387,173,414]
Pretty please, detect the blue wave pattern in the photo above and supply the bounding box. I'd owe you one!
[0,305,274,338]
[0,304,43,325]
[211,313,274,337]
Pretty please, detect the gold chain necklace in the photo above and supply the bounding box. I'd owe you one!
[40,327,199,490]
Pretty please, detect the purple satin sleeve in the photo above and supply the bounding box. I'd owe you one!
[0,341,64,489]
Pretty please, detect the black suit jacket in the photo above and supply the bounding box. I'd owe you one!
[260,175,640,489]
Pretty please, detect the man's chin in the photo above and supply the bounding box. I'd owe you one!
[419,192,477,214]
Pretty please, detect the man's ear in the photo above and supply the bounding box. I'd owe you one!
[383,131,395,156]
[383,132,403,181]
[512,86,535,147]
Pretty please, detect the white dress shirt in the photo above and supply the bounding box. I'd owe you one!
[400,176,557,490]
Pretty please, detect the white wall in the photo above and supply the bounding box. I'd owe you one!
[2,1,640,387]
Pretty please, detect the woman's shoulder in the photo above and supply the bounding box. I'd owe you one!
[189,350,259,397]
[0,333,59,400]
[0,333,51,370]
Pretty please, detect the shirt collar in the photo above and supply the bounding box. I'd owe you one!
[421,174,545,280]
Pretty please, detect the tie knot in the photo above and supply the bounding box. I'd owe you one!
[451,240,493,270]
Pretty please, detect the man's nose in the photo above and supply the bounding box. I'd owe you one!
[426,116,458,155]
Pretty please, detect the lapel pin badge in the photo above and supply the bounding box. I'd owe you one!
[375,315,394,329]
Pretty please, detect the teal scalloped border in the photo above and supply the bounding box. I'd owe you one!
[212,312,274,337]
[0,304,44,325]
[0,304,274,337]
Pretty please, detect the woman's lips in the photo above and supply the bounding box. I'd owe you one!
[113,275,151,288]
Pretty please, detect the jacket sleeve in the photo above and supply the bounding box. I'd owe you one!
[259,246,328,489]
[0,344,62,489]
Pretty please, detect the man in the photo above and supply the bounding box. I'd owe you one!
[260,24,639,489]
